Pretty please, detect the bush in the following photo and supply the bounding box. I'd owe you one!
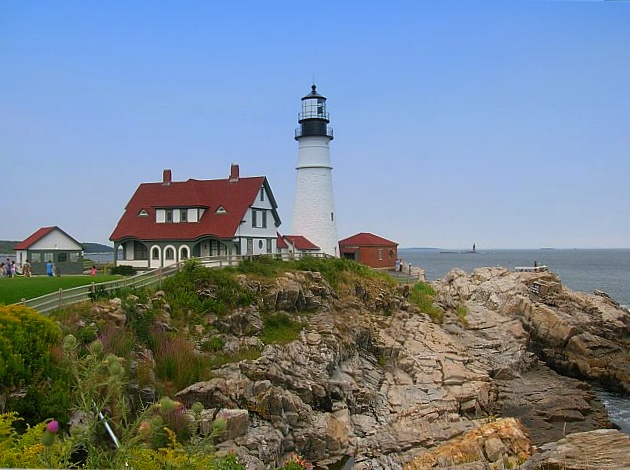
[109,265,135,276]
[162,260,255,319]
[0,305,62,415]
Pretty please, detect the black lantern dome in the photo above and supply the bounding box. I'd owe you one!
[295,85,334,140]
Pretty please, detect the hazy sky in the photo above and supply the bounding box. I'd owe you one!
[2,1,628,249]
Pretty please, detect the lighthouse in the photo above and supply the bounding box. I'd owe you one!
[292,85,339,257]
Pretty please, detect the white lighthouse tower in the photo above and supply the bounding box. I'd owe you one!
[292,84,339,257]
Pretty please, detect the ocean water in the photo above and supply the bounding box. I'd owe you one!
[399,247,630,434]
[399,248,630,307]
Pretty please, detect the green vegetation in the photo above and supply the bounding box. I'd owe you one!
[0,275,122,305]
[162,260,255,324]
[0,257,380,468]
[0,305,70,428]
[0,240,20,254]
[0,241,113,254]
[0,339,247,469]
[261,312,306,345]
[109,264,135,276]
[456,303,469,328]
[409,281,443,323]
[236,255,394,290]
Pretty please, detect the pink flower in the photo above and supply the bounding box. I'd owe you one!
[46,420,59,434]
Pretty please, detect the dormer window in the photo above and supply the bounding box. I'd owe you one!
[166,210,173,223]
[215,206,226,214]
[180,209,187,222]
[138,209,148,217]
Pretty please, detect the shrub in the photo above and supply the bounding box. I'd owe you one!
[0,305,67,423]
[152,332,204,395]
[409,282,443,323]
[162,261,255,319]
[109,265,135,276]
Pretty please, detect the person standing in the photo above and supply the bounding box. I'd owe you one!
[91,265,97,276]
[23,259,31,277]
[46,260,54,277]
[10,261,16,278]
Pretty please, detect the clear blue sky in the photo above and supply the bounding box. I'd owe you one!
[2,0,628,249]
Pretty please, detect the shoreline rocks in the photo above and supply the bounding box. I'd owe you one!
[174,266,630,468]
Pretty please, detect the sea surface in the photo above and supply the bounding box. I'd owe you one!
[400,247,630,434]
[400,248,630,307]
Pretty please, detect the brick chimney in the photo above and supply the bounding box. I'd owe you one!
[229,163,239,183]
[163,169,172,185]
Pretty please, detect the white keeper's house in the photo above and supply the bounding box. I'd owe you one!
[109,164,281,269]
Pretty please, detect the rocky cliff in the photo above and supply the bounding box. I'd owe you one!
[169,267,630,469]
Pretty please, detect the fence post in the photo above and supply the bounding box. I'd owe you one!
[58,288,63,310]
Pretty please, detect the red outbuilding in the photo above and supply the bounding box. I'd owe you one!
[338,232,398,269]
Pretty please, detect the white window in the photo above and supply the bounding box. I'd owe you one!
[180,209,187,222]
[251,210,267,229]
[166,210,173,223]
[378,249,383,261]
[260,187,265,201]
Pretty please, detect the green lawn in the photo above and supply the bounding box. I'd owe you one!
[0,275,123,305]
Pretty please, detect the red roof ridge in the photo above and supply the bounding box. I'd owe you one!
[339,232,398,246]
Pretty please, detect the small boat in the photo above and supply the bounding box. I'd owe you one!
[515,265,549,273]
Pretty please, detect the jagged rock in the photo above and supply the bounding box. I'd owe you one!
[520,429,630,469]
[214,408,249,442]
[216,307,263,336]
[403,418,533,469]
[167,266,630,468]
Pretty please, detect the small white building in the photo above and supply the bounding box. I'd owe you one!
[14,226,84,275]
[276,233,321,258]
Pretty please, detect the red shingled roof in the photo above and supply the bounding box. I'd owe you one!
[338,232,398,247]
[14,226,83,250]
[276,232,288,249]
[281,235,320,251]
[110,174,277,242]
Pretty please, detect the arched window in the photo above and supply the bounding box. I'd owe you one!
[180,247,189,260]
[152,247,160,260]
[165,247,175,260]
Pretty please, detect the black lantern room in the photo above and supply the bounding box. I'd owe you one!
[295,85,334,140]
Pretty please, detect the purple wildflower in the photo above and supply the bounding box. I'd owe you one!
[46,420,59,434]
